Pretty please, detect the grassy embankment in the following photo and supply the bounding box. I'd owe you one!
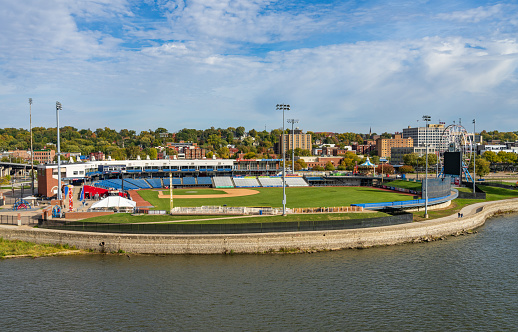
[0,237,86,259]
[412,185,518,221]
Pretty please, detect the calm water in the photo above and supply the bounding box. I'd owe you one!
[1,215,517,331]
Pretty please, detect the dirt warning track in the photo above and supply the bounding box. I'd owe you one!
[157,188,259,199]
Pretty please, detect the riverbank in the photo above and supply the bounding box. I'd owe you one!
[0,237,88,259]
[1,198,517,254]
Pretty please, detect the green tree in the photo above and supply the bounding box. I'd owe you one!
[217,146,230,159]
[398,165,415,174]
[312,165,325,171]
[469,158,491,178]
[483,150,501,163]
[325,161,335,171]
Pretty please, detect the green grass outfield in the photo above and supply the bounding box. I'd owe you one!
[138,186,415,210]
[384,180,422,191]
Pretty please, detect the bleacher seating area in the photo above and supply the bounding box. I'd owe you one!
[92,176,308,190]
[197,177,213,185]
[257,177,283,187]
[147,178,163,188]
[233,177,260,188]
[285,177,309,187]
[213,176,234,188]
[183,177,196,185]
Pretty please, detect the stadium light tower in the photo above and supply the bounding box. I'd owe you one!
[287,119,299,174]
[56,101,62,202]
[423,115,431,218]
[277,104,290,216]
[29,98,34,194]
[473,119,477,198]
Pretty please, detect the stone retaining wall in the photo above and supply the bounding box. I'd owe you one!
[1,198,517,254]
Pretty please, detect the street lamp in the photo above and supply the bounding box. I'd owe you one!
[29,98,34,195]
[422,115,431,218]
[287,119,299,174]
[277,104,290,216]
[56,102,62,202]
[473,119,477,198]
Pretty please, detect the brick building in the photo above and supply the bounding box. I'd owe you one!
[34,149,55,163]
[376,134,413,159]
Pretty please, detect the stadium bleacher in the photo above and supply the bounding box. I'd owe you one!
[146,178,163,188]
[197,177,213,186]
[257,177,283,187]
[125,178,152,189]
[183,177,196,185]
[285,177,309,187]
[233,177,260,188]
[213,176,234,188]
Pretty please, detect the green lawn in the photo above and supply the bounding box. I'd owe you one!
[0,237,81,258]
[385,180,422,191]
[82,214,229,223]
[413,185,518,221]
[138,186,415,211]
[80,211,389,224]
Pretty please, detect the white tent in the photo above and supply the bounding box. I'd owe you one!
[90,196,136,209]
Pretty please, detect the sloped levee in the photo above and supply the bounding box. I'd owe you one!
[1,198,517,254]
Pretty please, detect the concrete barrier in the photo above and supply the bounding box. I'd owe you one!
[1,198,517,254]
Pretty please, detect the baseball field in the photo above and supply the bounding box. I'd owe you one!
[138,186,415,210]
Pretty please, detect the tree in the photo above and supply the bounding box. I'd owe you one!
[295,159,307,170]
[147,147,158,160]
[398,165,415,174]
[312,165,325,171]
[206,151,214,159]
[243,151,256,159]
[469,158,490,179]
[376,164,394,175]
[217,146,230,159]
[483,150,501,163]
[325,161,335,171]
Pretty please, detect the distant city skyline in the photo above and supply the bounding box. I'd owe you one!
[1,1,517,133]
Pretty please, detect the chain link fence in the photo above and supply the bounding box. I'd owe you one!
[39,212,413,234]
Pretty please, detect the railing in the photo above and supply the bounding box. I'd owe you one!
[0,214,39,225]
[39,212,413,234]
[352,189,459,210]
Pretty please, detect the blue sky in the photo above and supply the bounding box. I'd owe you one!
[1,0,517,134]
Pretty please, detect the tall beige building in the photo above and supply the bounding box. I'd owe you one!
[376,134,414,159]
[276,129,312,154]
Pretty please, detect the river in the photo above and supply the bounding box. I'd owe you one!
[1,214,517,331]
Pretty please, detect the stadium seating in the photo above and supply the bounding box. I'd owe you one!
[197,177,213,185]
[183,177,196,185]
[257,177,283,187]
[233,177,260,188]
[213,176,234,188]
[125,178,152,189]
[146,178,163,188]
[285,177,309,187]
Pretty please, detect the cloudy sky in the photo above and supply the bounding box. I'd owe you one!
[1,0,517,134]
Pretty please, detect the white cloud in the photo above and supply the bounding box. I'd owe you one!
[1,0,518,134]
[437,4,504,23]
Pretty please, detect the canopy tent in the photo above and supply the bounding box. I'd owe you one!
[360,157,376,167]
[90,196,136,210]
[360,157,377,175]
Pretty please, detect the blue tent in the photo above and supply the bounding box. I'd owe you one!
[360,157,375,167]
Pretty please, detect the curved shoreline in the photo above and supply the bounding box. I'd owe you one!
[1,198,517,254]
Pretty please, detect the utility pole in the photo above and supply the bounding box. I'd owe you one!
[277,104,290,216]
[56,102,62,206]
[29,98,34,195]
